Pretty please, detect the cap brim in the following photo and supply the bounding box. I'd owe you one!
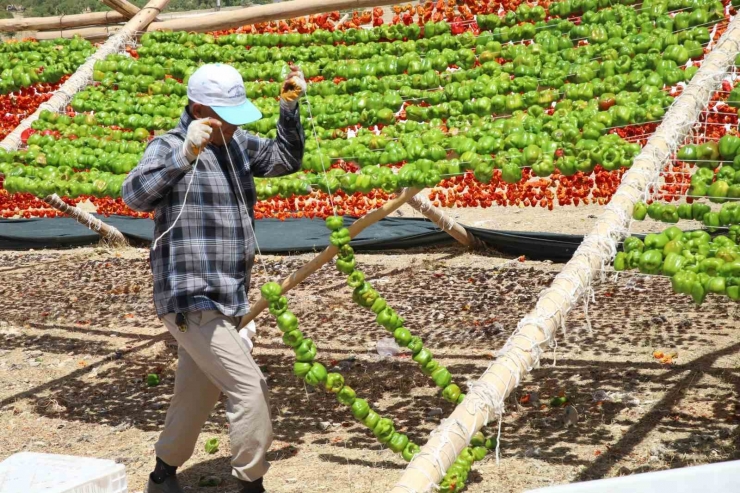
[212,100,262,126]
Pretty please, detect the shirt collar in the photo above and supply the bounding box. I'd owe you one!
[176,107,194,135]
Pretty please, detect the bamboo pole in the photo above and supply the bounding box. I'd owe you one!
[101,0,143,19]
[0,11,126,32]
[238,187,421,330]
[407,193,478,247]
[34,26,121,41]
[147,0,398,33]
[389,17,740,493]
[44,194,127,246]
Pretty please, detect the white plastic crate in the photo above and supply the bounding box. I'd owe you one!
[0,452,127,493]
[526,460,740,493]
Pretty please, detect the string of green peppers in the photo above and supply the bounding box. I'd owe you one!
[260,280,423,460]
[326,215,465,404]
[633,201,740,231]
[261,281,493,492]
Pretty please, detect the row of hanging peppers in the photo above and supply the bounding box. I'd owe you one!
[613,225,740,303]
[633,201,740,231]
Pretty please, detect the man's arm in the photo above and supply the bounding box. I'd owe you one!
[122,136,192,213]
[247,102,305,178]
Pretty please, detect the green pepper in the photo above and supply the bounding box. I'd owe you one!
[624,236,645,253]
[204,437,219,455]
[336,257,356,275]
[614,252,628,271]
[662,252,686,277]
[351,398,370,420]
[268,294,289,316]
[692,203,711,220]
[146,373,160,387]
[431,367,452,388]
[644,233,670,250]
[388,433,410,454]
[330,227,352,247]
[337,385,356,406]
[370,297,387,314]
[283,329,304,348]
[402,442,421,461]
[407,336,424,354]
[700,258,725,276]
[305,362,328,387]
[719,135,740,160]
[633,202,648,220]
[376,307,401,330]
[295,339,317,363]
[442,384,462,403]
[277,310,299,333]
[708,180,730,203]
[294,362,312,378]
[639,250,663,274]
[678,204,693,220]
[373,418,395,443]
[261,282,282,302]
[393,327,412,346]
[325,215,344,231]
[412,348,433,366]
[647,202,665,220]
[347,270,365,288]
[661,205,679,223]
[325,373,344,393]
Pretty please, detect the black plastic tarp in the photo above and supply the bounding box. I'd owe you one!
[0,215,584,262]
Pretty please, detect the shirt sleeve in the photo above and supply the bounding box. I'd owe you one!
[244,102,305,178]
[122,136,192,213]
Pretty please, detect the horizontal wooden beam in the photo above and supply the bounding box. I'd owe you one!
[148,0,396,33]
[0,10,126,32]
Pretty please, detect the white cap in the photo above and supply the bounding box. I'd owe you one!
[187,63,262,125]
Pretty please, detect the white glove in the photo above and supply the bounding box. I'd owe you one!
[280,67,307,110]
[183,118,213,163]
[239,320,257,353]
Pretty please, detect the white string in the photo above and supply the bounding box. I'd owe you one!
[219,126,271,281]
[303,97,338,216]
[151,151,201,251]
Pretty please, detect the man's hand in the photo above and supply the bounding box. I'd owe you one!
[183,118,222,162]
[280,65,307,110]
[239,320,257,353]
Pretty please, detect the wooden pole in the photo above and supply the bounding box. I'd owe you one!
[34,26,120,41]
[101,0,144,19]
[238,187,421,330]
[388,17,740,493]
[0,11,126,32]
[44,194,127,246]
[407,193,478,247]
[148,0,401,33]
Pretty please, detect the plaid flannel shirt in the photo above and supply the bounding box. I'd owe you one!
[122,104,304,318]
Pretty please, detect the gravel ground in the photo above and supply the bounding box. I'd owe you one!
[0,243,739,493]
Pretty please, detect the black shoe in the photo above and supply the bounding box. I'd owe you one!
[146,475,184,493]
[238,477,265,493]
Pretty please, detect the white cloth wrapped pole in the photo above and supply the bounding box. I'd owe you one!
[389,18,740,493]
[407,193,478,247]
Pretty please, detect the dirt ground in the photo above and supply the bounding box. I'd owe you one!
[1,224,739,493]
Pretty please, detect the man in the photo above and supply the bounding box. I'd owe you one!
[122,63,306,493]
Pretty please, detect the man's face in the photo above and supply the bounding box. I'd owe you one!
[191,103,238,146]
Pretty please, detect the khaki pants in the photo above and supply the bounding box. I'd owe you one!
[155,310,272,482]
